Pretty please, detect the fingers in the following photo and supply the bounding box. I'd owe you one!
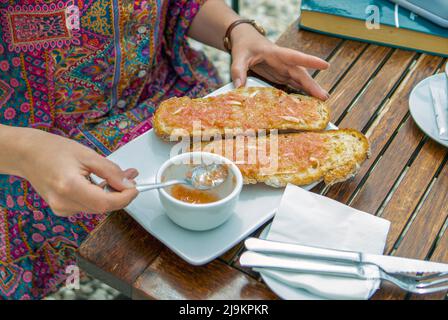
[48,171,139,216]
[289,67,329,101]
[124,168,139,180]
[251,64,288,85]
[85,153,139,191]
[73,175,139,214]
[231,51,250,88]
[278,47,329,70]
[287,78,305,92]
[97,167,138,189]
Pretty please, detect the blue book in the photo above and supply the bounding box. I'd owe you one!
[299,0,448,57]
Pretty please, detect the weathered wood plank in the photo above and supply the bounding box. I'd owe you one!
[325,54,443,204]
[77,211,164,297]
[328,45,392,122]
[230,222,271,278]
[411,223,448,300]
[349,117,424,214]
[276,24,342,62]
[373,163,448,300]
[313,40,367,92]
[219,242,244,264]
[338,50,416,131]
[220,220,271,264]
[381,140,447,253]
[132,249,278,300]
[394,163,448,261]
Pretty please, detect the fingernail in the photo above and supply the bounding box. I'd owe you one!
[128,168,139,179]
[130,171,139,179]
[122,178,135,189]
[234,78,242,88]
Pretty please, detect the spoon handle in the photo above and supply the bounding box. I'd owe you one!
[104,179,187,193]
[135,179,186,192]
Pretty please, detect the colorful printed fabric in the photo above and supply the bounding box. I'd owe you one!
[0,0,221,299]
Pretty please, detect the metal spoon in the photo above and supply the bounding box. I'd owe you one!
[105,164,229,193]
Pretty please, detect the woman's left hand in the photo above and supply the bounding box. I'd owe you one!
[230,24,330,101]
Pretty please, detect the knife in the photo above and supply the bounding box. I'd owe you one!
[244,238,448,274]
[240,251,372,279]
[429,76,448,141]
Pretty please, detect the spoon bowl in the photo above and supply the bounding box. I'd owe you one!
[104,162,229,193]
[188,163,229,190]
[133,163,229,192]
[156,152,243,231]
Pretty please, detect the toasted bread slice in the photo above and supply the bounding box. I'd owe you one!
[154,87,329,140]
[191,129,369,187]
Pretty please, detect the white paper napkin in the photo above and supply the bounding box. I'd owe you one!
[260,184,391,300]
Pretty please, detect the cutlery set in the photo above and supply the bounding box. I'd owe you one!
[240,238,448,294]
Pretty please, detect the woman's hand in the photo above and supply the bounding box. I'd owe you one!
[14,127,139,217]
[188,0,329,99]
[230,24,330,100]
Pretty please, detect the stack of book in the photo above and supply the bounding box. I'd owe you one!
[299,0,448,57]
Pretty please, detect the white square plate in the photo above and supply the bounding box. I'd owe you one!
[98,77,336,265]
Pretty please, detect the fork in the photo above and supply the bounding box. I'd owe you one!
[371,266,448,294]
[240,251,448,294]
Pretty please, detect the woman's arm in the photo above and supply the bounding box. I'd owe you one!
[0,124,29,177]
[0,124,138,216]
[188,0,240,51]
[188,0,330,100]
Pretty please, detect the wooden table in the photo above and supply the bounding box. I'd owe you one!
[77,21,448,300]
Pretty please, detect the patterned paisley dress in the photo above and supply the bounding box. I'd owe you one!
[0,0,221,299]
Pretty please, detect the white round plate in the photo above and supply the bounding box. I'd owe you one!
[258,224,324,300]
[409,73,448,148]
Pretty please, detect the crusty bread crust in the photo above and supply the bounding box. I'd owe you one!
[191,129,369,187]
[153,87,330,141]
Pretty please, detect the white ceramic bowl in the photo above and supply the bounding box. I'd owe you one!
[156,152,243,231]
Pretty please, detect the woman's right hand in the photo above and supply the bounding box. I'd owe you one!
[16,128,139,217]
